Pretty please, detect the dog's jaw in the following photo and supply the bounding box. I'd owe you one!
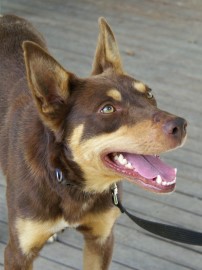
[103,152,176,193]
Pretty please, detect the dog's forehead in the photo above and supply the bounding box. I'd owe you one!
[81,73,149,101]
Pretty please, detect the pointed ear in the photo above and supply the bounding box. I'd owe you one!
[91,17,123,75]
[23,41,73,133]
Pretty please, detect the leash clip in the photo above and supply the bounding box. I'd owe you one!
[111,183,119,206]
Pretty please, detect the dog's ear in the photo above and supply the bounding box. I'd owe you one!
[23,41,73,134]
[91,17,123,75]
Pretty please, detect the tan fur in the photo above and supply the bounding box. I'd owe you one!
[69,120,179,192]
[16,209,119,265]
[82,207,120,270]
[81,207,120,241]
[133,81,147,93]
[83,248,102,270]
[16,218,76,255]
[107,88,122,101]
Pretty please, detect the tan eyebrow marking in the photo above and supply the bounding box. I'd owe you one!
[106,89,122,101]
[133,81,147,93]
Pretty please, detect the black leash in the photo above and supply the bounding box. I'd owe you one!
[111,184,202,246]
[55,170,202,246]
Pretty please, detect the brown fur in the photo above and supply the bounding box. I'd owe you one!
[0,15,187,269]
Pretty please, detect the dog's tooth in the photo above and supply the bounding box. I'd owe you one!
[118,154,124,160]
[117,154,125,165]
[119,158,127,165]
[114,155,119,161]
[162,179,175,186]
[167,179,176,186]
[156,175,162,185]
[171,179,176,184]
[125,162,133,169]
[122,158,128,165]
[174,168,177,174]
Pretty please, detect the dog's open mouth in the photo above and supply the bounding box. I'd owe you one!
[104,153,177,193]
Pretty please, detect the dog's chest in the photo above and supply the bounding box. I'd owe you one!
[51,218,79,233]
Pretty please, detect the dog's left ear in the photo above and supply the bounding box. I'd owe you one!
[91,17,123,75]
[23,41,74,134]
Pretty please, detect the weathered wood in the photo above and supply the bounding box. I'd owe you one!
[1,0,202,269]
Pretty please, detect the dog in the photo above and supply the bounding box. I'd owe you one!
[0,14,187,270]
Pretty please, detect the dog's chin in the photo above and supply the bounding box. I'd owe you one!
[102,152,177,194]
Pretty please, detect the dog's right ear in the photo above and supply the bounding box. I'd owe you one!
[23,41,74,134]
[91,17,123,75]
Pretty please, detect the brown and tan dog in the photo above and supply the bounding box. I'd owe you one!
[0,14,187,270]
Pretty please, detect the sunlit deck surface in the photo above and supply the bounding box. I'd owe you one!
[0,0,202,269]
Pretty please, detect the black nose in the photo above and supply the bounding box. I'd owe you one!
[163,117,187,138]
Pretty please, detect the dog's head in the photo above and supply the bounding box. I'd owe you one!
[23,18,187,194]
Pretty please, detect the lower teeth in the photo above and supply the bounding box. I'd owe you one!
[112,153,176,187]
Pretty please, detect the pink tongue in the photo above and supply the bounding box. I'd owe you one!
[124,154,176,182]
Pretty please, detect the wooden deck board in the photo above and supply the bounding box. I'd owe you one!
[1,0,202,269]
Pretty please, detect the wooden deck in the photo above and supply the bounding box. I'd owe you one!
[1,0,202,269]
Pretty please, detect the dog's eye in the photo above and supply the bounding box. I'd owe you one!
[147,90,153,99]
[100,104,116,114]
